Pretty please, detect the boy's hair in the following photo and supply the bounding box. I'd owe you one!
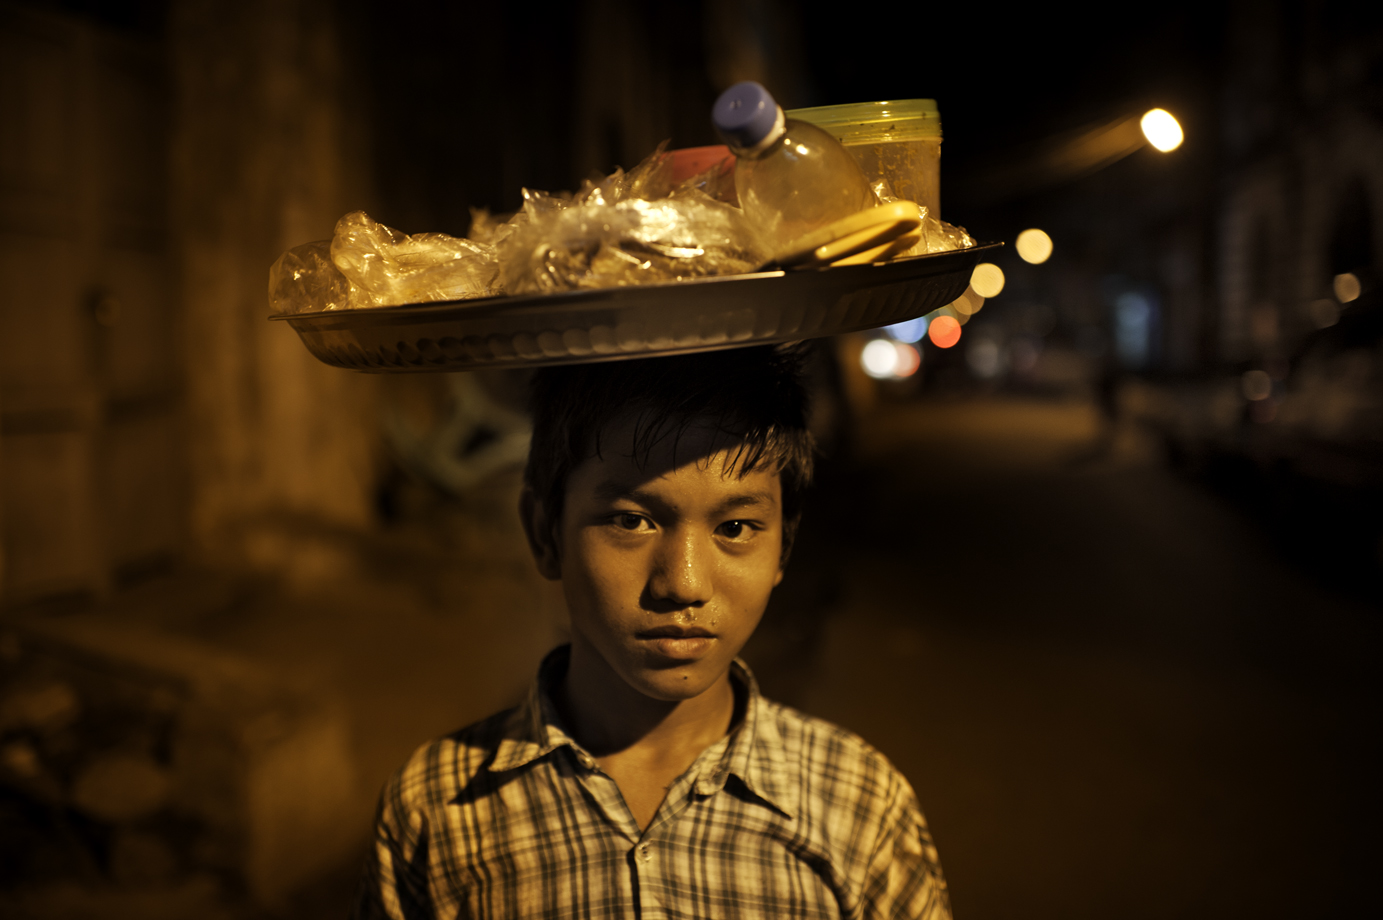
[525,344,816,563]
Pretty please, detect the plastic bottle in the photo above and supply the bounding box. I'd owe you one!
[713,81,875,254]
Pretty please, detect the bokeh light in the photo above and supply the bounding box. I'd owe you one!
[1009,337,1041,374]
[967,338,1005,378]
[1114,292,1152,367]
[1241,369,1272,401]
[1015,229,1053,264]
[1309,298,1340,328]
[885,316,928,343]
[1140,108,1183,152]
[861,339,899,378]
[929,315,962,348]
[860,339,922,379]
[971,263,1005,298]
[892,342,921,378]
[951,288,984,318]
[1333,272,1361,303]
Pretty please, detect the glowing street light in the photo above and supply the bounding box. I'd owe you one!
[974,106,1187,202]
[1140,108,1183,152]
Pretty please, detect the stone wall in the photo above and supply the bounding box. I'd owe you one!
[169,0,382,566]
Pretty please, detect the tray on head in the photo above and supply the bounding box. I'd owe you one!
[272,242,1000,373]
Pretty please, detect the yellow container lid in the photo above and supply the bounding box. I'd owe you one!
[786,99,941,143]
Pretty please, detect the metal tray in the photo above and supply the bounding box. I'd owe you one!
[272,242,1000,373]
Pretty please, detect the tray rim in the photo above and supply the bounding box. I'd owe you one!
[269,241,1003,329]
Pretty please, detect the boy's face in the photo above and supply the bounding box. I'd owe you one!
[547,416,784,703]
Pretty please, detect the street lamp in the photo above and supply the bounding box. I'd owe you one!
[965,106,1188,203]
[1140,109,1184,152]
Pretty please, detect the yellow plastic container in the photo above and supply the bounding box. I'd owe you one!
[786,100,942,219]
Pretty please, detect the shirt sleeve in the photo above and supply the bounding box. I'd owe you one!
[350,767,436,920]
[859,776,952,920]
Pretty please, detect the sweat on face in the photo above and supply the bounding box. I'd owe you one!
[519,346,815,706]
[527,415,787,703]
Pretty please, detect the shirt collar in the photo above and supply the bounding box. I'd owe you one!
[490,645,579,772]
[691,659,796,818]
[489,645,797,818]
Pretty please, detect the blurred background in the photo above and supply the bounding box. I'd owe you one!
[0,0,1378,917]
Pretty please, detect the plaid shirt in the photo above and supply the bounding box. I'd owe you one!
[353,647,951,920]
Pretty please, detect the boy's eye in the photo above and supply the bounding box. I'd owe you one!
[615,513,649,531]
[717,520,748,539]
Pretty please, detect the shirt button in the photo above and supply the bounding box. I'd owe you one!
[577,753,595,769]
[638,843,651,862]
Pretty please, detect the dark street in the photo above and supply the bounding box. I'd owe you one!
[747,394,1376,919]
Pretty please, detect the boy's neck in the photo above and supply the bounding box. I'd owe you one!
[555,639,738,759]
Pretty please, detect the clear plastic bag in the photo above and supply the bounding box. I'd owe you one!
[869,179,975,255]
[497,196,767,294]
[919,213,976,253]
[330,211,499,307]
[269,214,501,314]
[466,206,518,246]
[268,240,352,315]
[494,143,768,295]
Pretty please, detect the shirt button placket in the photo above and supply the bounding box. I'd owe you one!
[632,841,664,920]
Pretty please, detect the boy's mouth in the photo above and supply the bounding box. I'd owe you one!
[636,625,716,659]
[638,625,714,638]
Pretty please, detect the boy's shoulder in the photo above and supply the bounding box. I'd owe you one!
[759,695,872,753]
[755,695,913,804]
[388,705,526,807]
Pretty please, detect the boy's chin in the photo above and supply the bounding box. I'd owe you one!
[621,661,729,702]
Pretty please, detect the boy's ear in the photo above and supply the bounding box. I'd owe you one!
[519,487,562,581]
[778,514,801,572]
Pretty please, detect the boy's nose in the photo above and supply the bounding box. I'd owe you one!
[647,530,713,609]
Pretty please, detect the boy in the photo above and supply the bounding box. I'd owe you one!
[352,345,951,919]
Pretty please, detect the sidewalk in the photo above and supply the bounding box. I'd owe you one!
[1,470,565,918]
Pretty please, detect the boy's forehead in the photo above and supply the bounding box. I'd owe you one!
[572,414,775,493]
[585,413,753,470]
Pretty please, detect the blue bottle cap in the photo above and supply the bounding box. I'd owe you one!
[713,81,781,151]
